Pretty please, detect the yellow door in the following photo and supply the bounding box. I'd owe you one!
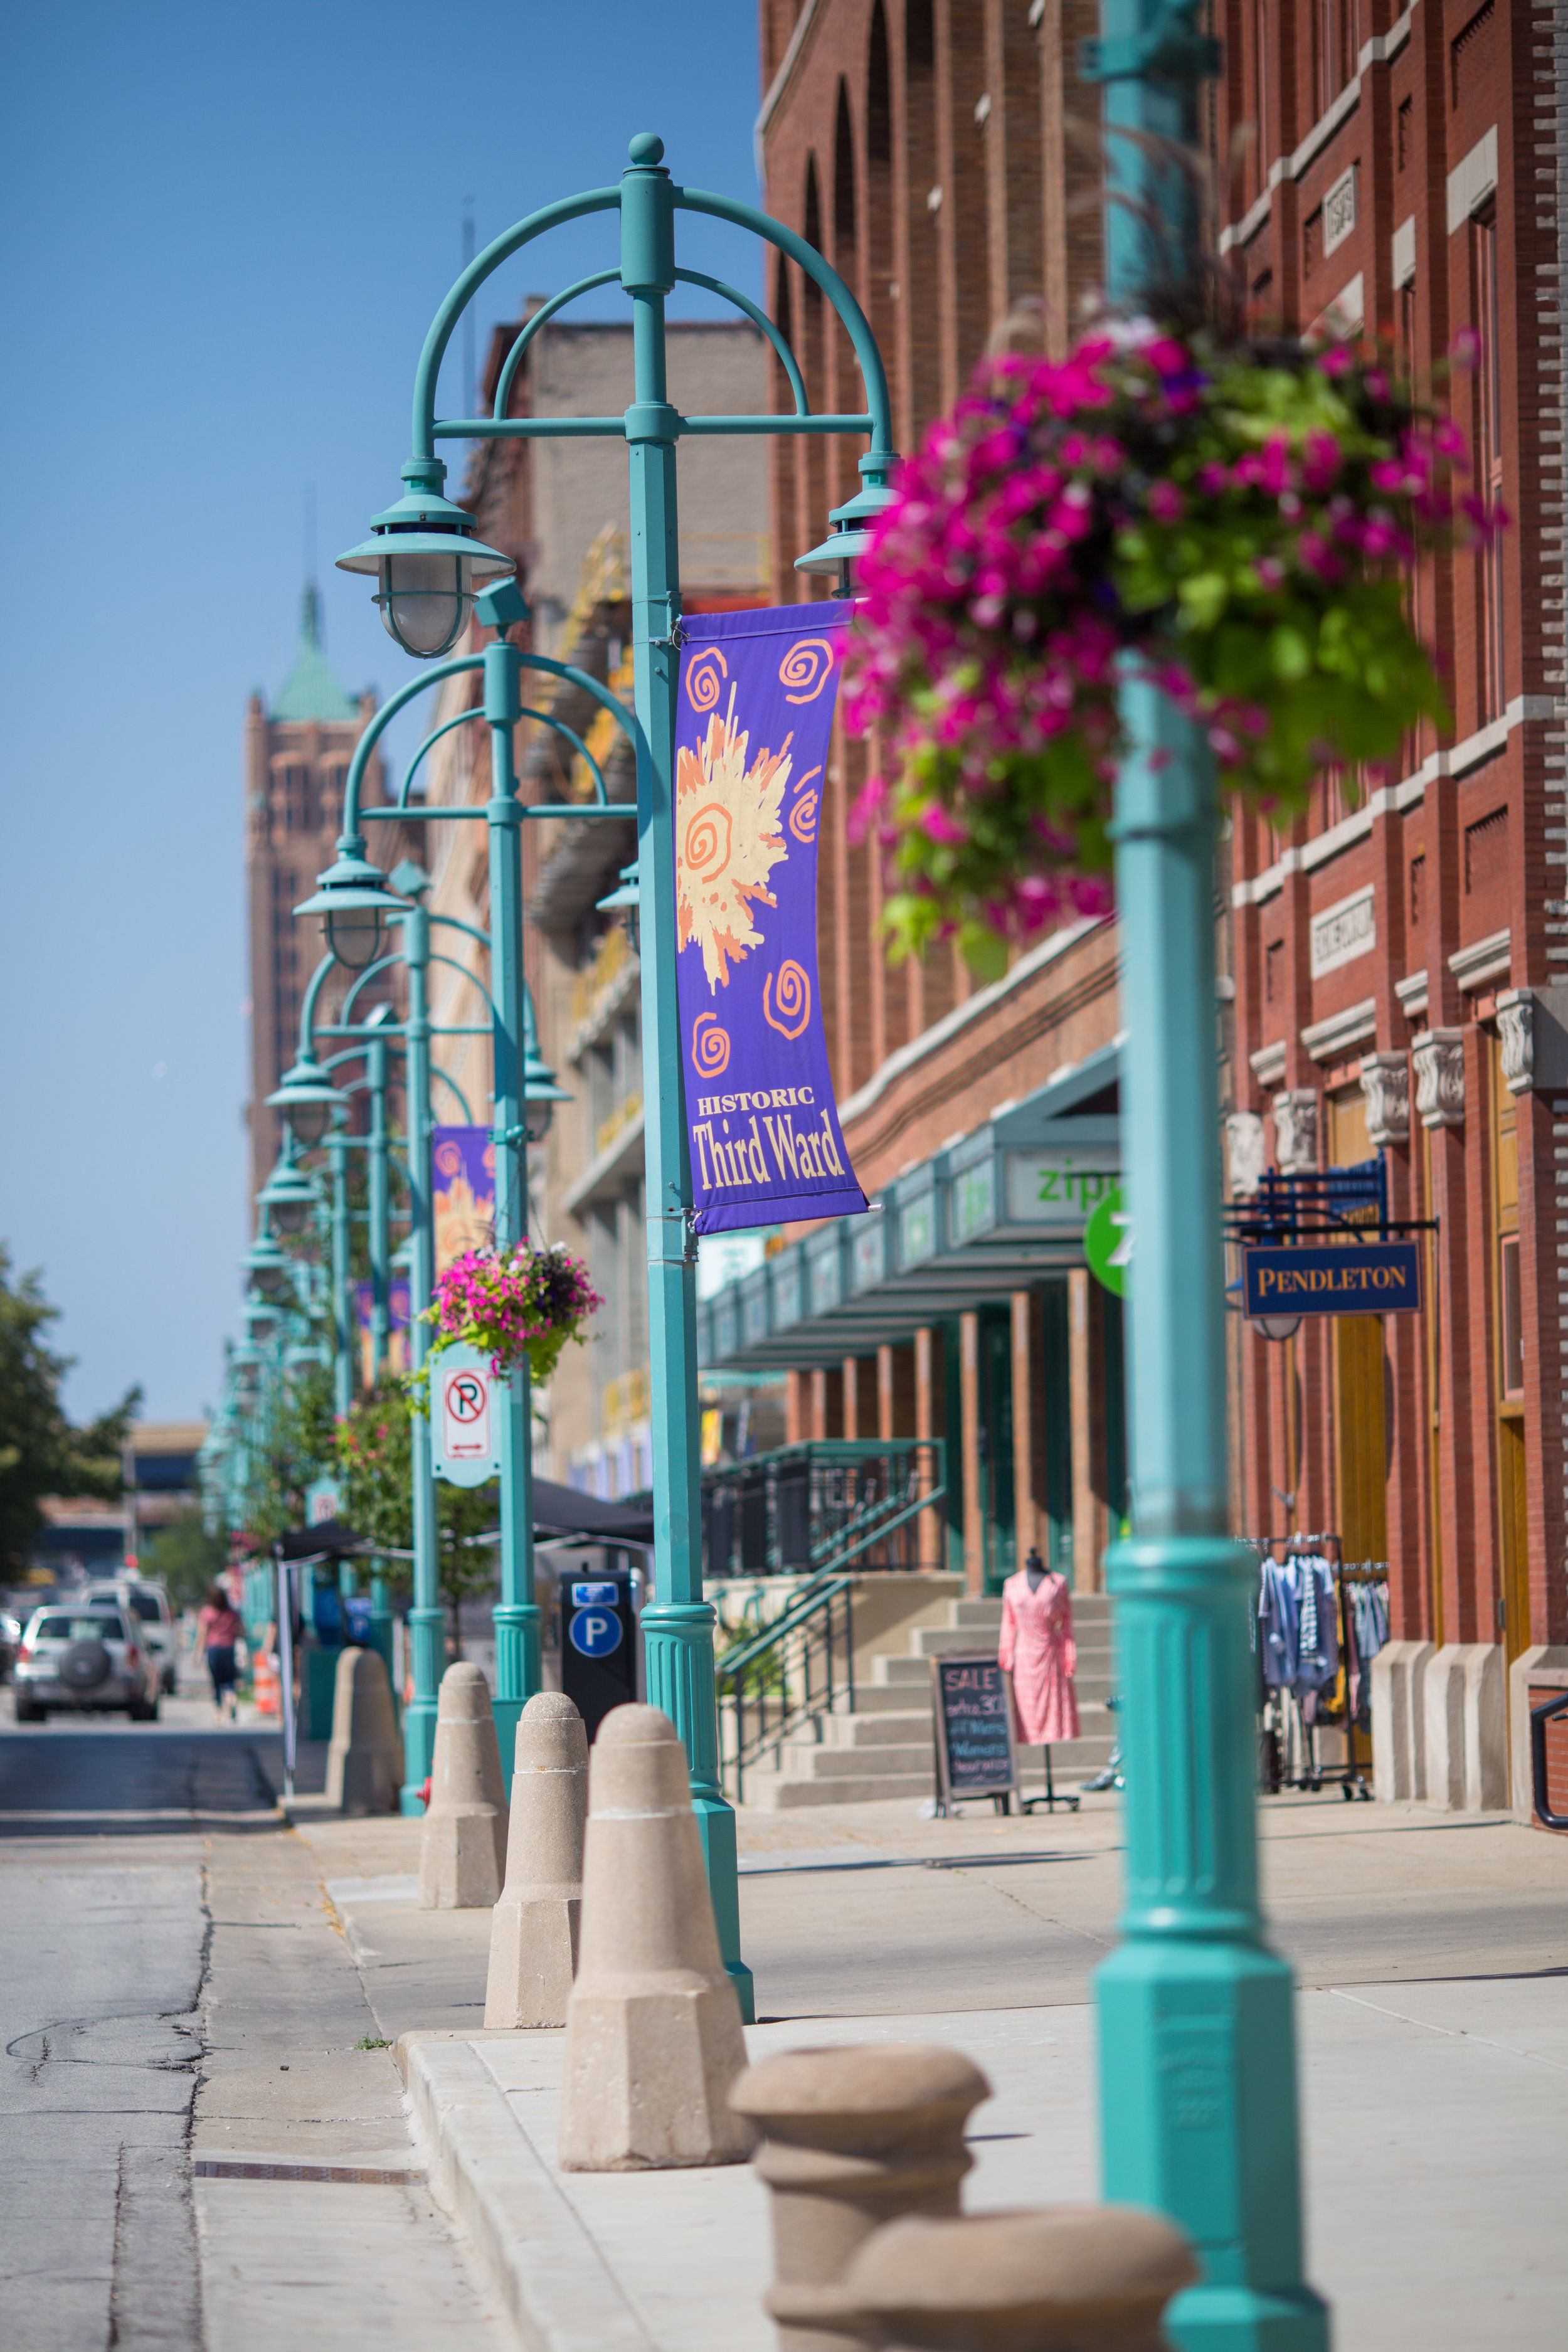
[1498,1414,1529,1668]
[1335,1313,1388,1559]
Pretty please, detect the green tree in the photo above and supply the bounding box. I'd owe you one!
[140,1508,231,1613]
[0,1246,142,1577]
[336,1383,499,1654]
[236,1361,336,1547]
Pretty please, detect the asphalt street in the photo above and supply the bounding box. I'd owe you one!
[0,1699,504,2352]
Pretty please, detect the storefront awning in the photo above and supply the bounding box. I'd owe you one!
[697,1043,1121,1370]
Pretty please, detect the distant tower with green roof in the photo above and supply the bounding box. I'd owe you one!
[245,583,390,1211]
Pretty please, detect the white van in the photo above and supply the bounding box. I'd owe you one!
[85,1578,178,1694]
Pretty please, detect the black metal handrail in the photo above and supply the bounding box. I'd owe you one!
[1530,1687,1568,1830]
[698,1438,947,1579]
[716,1571,854,1805]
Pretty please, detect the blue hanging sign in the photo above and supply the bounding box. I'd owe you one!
[1242,1242,1423,1318]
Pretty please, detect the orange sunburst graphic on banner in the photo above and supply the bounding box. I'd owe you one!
[685,646,728,714]
[676,686,791,990]
[763,960,812,1040]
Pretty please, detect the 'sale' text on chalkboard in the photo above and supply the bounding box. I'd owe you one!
[931,1653,1017,1801]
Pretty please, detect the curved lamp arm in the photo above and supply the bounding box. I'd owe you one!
[430,1065,475,1121]
[297,952,341,1062]
[341,653,484,845]
[677,184,893,462]
[413,189,621,462]
[398,705,485,808]
[493,269,622,421]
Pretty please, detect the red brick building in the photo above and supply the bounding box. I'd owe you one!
[1215,0,1568,1810]
[689,0,1568,1813]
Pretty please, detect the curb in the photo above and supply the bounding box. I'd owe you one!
[396,2032,655,2352]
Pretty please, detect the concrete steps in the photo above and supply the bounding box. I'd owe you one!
[738,1587,1117,1809]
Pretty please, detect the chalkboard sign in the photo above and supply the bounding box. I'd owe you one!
[931,1653,1018,1810]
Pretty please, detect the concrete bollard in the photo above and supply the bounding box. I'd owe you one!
[558,1703,753,2171]
[324,1644,403,1816]
[484,1691,589,2028]
[417,1661,508,1910]
[732,2045,992,2352]
[841,2208,1197,2352]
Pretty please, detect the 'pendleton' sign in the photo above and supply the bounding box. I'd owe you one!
[1243,1242,1422,1317]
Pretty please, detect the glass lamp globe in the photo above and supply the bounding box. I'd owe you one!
[286,1097,330,1148]
[376,548,474,660]
[325,899,383,971]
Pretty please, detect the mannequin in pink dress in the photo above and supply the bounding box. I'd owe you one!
[999,1549,1080,1746]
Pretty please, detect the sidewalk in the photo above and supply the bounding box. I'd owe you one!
[288,1782,1568,2352]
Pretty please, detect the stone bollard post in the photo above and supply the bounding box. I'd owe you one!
[324,1644,403,1816]
[484,1691,589,2028]
[841,2208,1197,2352]
[732,2045,992,2352]
[558,1703,753,2171]
[417,1661,508,1910]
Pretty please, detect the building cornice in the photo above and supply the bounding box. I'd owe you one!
[1232,697,1564,909]
[1218,8,1414,255]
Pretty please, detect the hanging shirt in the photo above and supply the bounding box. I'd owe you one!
[1258,1562,1299,1690]
[1291,1555,1340,1696]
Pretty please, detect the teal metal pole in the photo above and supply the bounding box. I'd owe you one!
[328,1113,354,1417]
[620,136,753,2021]
[1091,7,1325,2344]
[485,636,542,1779]
[368,1031,390,1382]
[400,897,442,1810]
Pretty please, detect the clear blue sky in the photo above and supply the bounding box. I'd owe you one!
[0,1,761,1424]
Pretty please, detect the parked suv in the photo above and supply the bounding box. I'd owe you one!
[85,1579,177,1694]
[13,1606,161,1722]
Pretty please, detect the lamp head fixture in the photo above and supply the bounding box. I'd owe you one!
[294,851,408,972]
[267,1053,349,1150]
[793,452,898,598]
[257,1153,321,1237]
[337,458,516,659]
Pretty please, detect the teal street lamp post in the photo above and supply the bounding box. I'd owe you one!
[292,813,568,1801]
[328,133,896,2020]
[1083,5,1327,2343]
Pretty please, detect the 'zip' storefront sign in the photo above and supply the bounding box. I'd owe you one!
[1242,1242,1423,1317]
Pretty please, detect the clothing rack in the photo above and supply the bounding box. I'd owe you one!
[1242,1534,1387,1801]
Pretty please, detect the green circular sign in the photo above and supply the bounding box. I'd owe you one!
[1084,1184,1130,1296]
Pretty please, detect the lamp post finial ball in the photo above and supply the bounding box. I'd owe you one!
[628,133,664,166]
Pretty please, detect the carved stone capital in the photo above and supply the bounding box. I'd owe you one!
[1271,1088,1320,1173]
[1359,1051,1411,1147]
[1496,989,1534,1094]
[1226,1111,1266,1197]
[1412,1027,1466,1129]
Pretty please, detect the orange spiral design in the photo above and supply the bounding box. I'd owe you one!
[788,790,818,844]
[682,800,733,879]
[763,960,812,1041]
[779,637,835,704]
[692,1013,731,1077]
[434,1142,462,1177]
[685,646,728,714]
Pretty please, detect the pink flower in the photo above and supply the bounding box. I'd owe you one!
[923,804,969,845]
[1147,481,1185,523]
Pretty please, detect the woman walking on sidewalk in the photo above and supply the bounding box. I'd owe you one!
[196,1584,245,1720]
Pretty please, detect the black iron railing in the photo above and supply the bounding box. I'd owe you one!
[716,1571,854,1804]
[700,1438,946,1579]
[1531,1687,1568,1830]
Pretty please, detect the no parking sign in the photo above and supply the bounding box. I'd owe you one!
[433,1343,501,1485]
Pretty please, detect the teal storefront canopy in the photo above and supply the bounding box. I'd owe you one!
[697,1043,1121,1370]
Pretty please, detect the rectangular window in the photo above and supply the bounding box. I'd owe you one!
[1499,1234,1523,1397]
[1409,853,1424,930]
[1397,95,1412,172]
[1471,208,1505,721]
[1253,0,1270,177]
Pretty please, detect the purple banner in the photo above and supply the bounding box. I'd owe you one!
[674,603,866,1236]
[432,1126,495,1274]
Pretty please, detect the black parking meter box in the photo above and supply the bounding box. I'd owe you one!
[558,1566,639,1742]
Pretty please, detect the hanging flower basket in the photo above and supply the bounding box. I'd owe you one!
[844,320,1503,978]
[416,1242,603,1394]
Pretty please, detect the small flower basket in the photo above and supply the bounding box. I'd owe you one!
[845,319,1502,977]
[417,1242,603,1396]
